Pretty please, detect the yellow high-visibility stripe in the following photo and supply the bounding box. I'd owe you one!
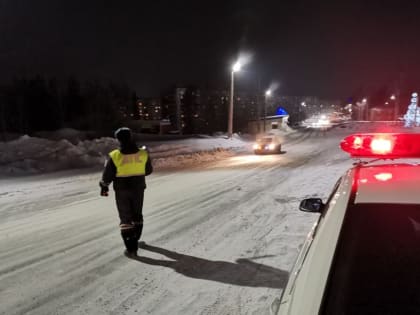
[110,149,148,177]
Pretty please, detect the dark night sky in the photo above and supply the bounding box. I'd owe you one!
[1,0,420,98]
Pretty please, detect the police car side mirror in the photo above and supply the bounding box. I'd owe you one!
[299,198,324,213]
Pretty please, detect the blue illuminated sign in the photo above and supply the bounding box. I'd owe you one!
[276,107,288,116]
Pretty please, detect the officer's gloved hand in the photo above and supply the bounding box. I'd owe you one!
[99,182,109,197]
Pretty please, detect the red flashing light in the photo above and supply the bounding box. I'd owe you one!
[353,136,363,149]
[370,137,394,154]
[340,133,420,158]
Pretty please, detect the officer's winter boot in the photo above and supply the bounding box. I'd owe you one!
[121,228,138,257]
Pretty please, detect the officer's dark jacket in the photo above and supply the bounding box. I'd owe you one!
[102,141,153,190]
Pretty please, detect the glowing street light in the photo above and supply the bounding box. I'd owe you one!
[228,61,242,138]
[390,94,396,100]
[232,61,242,73]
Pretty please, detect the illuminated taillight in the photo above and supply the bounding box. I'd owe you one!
[268,144,275,150]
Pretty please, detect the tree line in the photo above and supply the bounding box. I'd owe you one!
[0,76,138,135]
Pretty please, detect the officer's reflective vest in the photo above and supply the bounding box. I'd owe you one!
[109,149,148,177]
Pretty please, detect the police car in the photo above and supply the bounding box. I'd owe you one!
[273,133,420,315]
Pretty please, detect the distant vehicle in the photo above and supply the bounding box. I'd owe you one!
[302,114,332,130]
[311,115,332,129]
[272,133,420,315]
[253,134,282,154]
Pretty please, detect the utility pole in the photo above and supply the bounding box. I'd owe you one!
[365,102,369,120]
[395,72,403,121]
[256,76,261,133]
[228,62,241,138]
[264,89,272,133]
[228,71,234,138]
[395,93,399,121]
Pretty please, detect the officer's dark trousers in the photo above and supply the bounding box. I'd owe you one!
[115,189,144,252]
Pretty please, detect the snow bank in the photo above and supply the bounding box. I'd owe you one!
[2,121,414,176]
[0,133,250,176]
[33,128,100,144]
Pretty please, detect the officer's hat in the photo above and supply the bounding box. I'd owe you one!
[114,127,132,143]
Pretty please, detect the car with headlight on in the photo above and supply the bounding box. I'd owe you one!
[253,135,282,154]
[272,133,420,315]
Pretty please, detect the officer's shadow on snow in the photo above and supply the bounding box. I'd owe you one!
[132,242,288,289]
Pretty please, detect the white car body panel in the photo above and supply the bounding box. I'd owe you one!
[277,170,353,315]
[276,163,420,315]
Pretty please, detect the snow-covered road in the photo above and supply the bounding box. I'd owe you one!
[0,129,354,315]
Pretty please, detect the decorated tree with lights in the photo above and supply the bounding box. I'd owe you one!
[403,92,420,127]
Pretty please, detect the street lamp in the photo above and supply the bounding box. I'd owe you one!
[390,94,398,120]
[228,61,242,138]
[232,62,241,73]
[264,89,272,132]
[362,98,368,120]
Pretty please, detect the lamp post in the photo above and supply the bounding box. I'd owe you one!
[228,61,241,138]
[390,94,397,120]
[362,98,368,120]
[264,89,272,132]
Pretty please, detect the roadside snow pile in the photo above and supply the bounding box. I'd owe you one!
[0,135,116,175]
[0,134,249,176]
[33,128,99,144]
[152,148,235,169]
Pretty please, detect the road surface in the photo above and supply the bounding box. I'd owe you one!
[0,129,353,315]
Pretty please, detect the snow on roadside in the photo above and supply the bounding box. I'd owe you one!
[0,133,250,176]
[2,121,412,176]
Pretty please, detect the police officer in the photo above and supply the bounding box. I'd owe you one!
[100,127,153,257]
